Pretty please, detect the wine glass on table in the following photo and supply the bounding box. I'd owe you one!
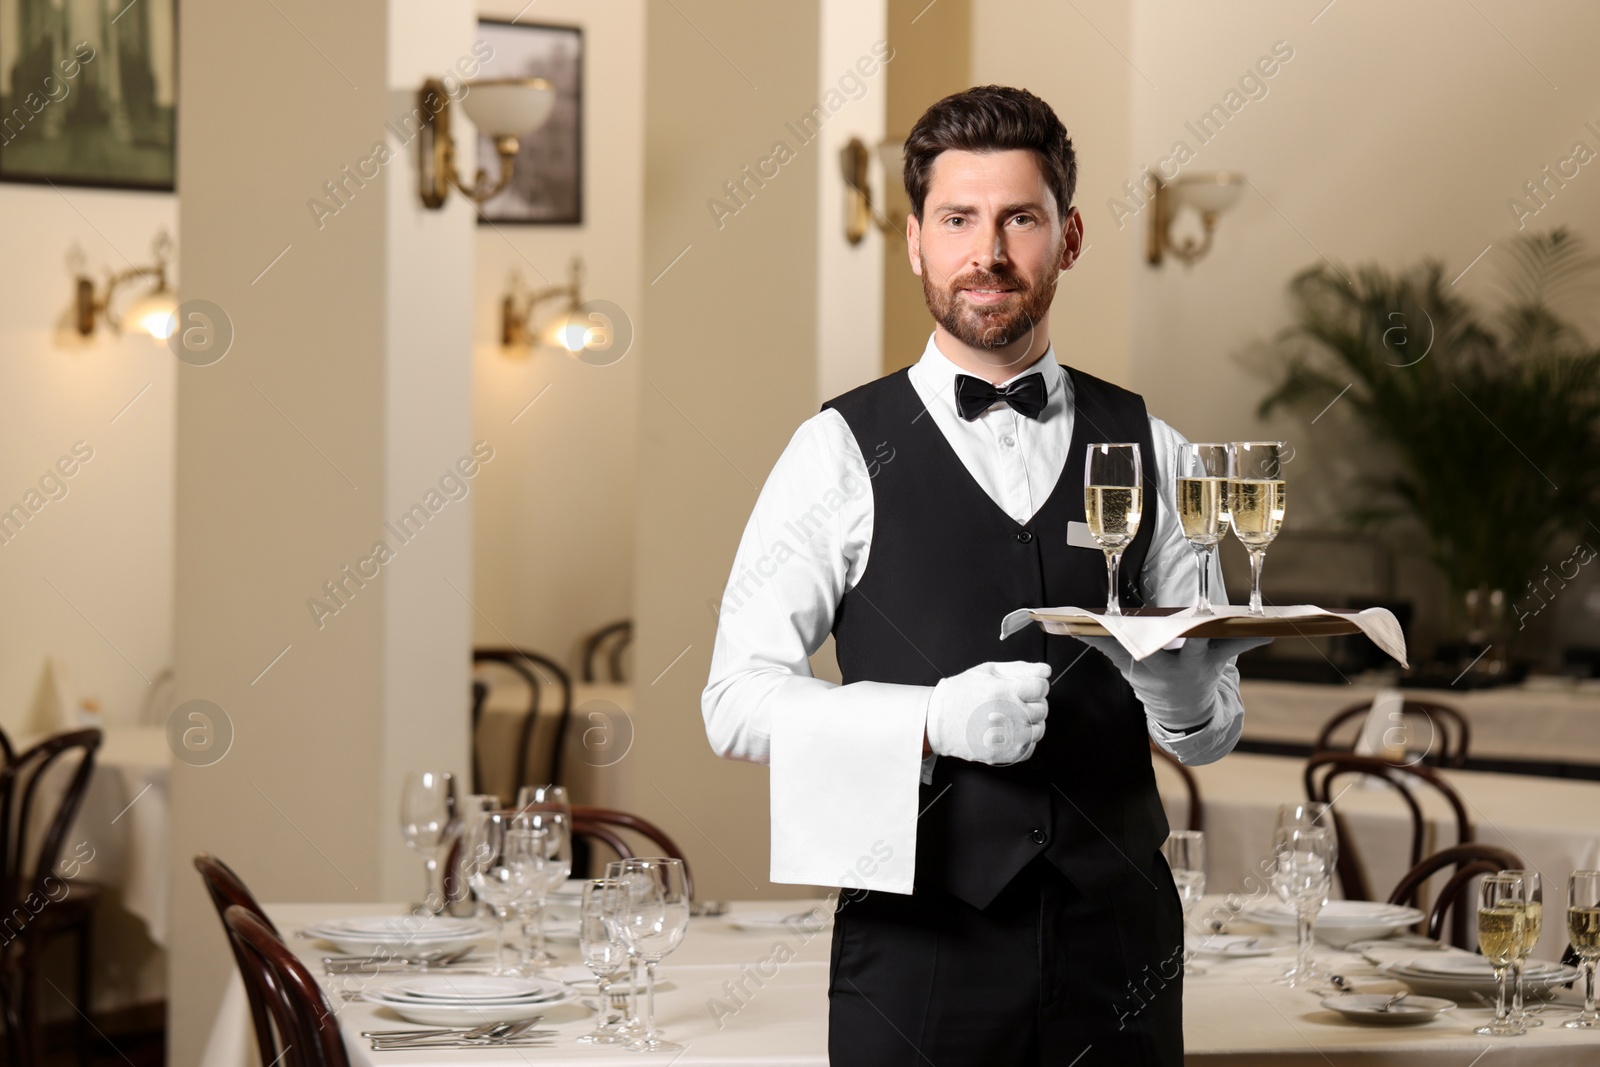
[1162,830,1206,975]
[1566,871,1600,1029]
[1504,869,1543,1026]
[576,878,629,1045]
[1084,443,1143,617]
[399,770,457,914]
[1475,872,1528,1036]
[1275,803,1338,982]
[1271,824,1334,988]
[1176,443,1230,616]
[514,809,572,970]
[462,810,538,975]
[1227,441,1287,616]
[606,857,691,1052]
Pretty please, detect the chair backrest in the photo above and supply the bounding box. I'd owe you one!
[1387,842,1522,949]
[0,723,13,765]
[1149,740,1202,833]
[571,805,693,900]
[1304,752,1473,901]
[0,729,101,920]
[581,620,633,683]
[225,905,349,1067]
[1316,700,1471,769]
[195,854,281,1067]
[472,647,572,798]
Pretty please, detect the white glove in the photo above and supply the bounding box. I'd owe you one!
[926,661,1050,765]
[1076,636,1270,730]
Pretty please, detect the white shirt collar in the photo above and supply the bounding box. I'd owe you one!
[909,332,1070,423]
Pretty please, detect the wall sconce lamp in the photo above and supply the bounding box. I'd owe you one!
[840,136,908,245]
[1147,172,1246,266]
[74,230,179,340]
[501,256,591,353]
[418,77,557,209]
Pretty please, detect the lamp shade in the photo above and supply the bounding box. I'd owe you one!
[460,78,557,137]
[1176,172,1245,216]
[124,286,179,340]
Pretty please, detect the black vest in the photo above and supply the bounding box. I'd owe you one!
[821,364,1168,910]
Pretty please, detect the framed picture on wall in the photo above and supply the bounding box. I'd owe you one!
[0,0,177,190]
[473,19,581,225]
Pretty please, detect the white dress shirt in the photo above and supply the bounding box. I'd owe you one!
[702,333,1245,894]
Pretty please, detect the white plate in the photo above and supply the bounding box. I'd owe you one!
[390,976,564,1003]
[726,909,832,932]
[1187,934,1275,959]
[1244,901,1421,925]
[1404,956,1565,978]
[1320,994,1456,1025]
[362,987,579,1026]
[1380,961,1580,1001]
[312,916,491,938]
[317,933,486,956]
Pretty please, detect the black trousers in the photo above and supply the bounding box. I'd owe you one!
[827,851,1185,1067]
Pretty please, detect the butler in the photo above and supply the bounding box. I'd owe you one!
[702,85,1265,1066]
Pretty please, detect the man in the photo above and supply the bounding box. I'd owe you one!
[702,85,1264,1066]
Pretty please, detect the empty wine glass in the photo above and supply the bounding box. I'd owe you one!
[606,858,691,1052]
[1176,443,1230,615]
[515,809,572,970]
[516,782,571,820]
[1566,870,1600,1029]
[1084,443,1143,616]
[1227,441,1287,616]
[1162,830,1206,975]
[1272,824,1334,988]
[400,770,457,914]
[576,878,629,1045]
[463,810,539,975]
[1476,872,1528,1037]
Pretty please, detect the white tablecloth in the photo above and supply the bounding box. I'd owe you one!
[1239,679,1600,766]
[196,899,1600,1066]
[1154,751,1600,962]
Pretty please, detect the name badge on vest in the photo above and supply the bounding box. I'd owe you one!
[1066,520,1101,551]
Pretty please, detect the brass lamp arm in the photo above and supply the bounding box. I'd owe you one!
[78,261,168,335]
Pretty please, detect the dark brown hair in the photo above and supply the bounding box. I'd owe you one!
[902,85,1076,223]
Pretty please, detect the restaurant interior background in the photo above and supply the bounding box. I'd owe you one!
[0,0,1597,1062]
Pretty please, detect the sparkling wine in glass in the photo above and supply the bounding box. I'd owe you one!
[576,878,629,1045]
[1162,830,1206,975]
[606,857,691,1053]
[1476,872,1528,1037]
[1566,871,1600,1029]
[1084,443,1143,617]
[1176,443,1230,616]
[400,770,457,914]
[1504,870,1543,1027]
[1271,824,1333,988]
[1227,441,1287,616]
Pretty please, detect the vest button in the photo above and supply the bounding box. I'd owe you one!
[1031,828,1047,845]
[1015,530,1034,544]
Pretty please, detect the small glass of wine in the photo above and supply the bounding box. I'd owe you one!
[1176,443,1230,616]
[1227,441,1287,616]
[1084,443,1143,617]
[1504,869,1542,1026]
[1567,870,1600,1029]
[1476,872,1528,1037]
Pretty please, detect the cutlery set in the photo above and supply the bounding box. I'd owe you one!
[362,1018,554,1050]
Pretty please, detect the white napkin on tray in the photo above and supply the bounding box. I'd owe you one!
[998,604,1408,669]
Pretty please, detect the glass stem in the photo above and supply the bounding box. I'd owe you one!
[1585,958,1597,1020]
[1105,550,1124,616]
[423,855,441,913]
[1295,904,1313,980]
[594,976,611,1032]
[535,894,548,961]
[1247,548,1266,615]
[1494,964,1509,1026]
[1194,546,1213,615]
[644,958,660,1040]
[1513,958,1526,1018]
[494,906,510,972]
[628,955,641,1026]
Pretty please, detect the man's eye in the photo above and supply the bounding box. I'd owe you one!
[1012,214,1034,226]
[946,217,965,227]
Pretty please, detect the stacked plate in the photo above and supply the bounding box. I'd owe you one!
[363,975,579,1025]
[1239,901,1424,947]
[304,915,493,957]
[1379,955,1581,1002]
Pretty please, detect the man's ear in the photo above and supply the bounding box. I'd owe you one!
[906,212,923,276]
[1058,207,1084,271]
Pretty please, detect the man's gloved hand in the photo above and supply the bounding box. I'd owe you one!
[1076,636,1270,731]
[926,661,1050,765]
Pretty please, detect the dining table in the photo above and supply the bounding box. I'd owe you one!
[194,894,1600,1066]
[1153,750,1600,963]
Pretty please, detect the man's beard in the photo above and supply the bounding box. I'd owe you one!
[920,255,1058,352]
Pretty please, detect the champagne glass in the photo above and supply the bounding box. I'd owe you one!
[1084,443,1143,616]
[607,858,691,1052]
[1162,830,1206,975]
[515,810,572,970]
[1271,824,1334,988]
[1475,872,1527,1036]
[463,810,538,975]
[1567,871,1600,1029]
[1227,441,1287,616]
[399,771,457,914]
[576,878,629,1045]
[1504,870,1543,1026]
[1176,443,1230,615]
[1275,803,1338,982]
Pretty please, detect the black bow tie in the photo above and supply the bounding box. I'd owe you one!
[954,372,1047,421]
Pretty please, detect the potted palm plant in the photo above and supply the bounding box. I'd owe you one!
[1257,228,1600,682]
